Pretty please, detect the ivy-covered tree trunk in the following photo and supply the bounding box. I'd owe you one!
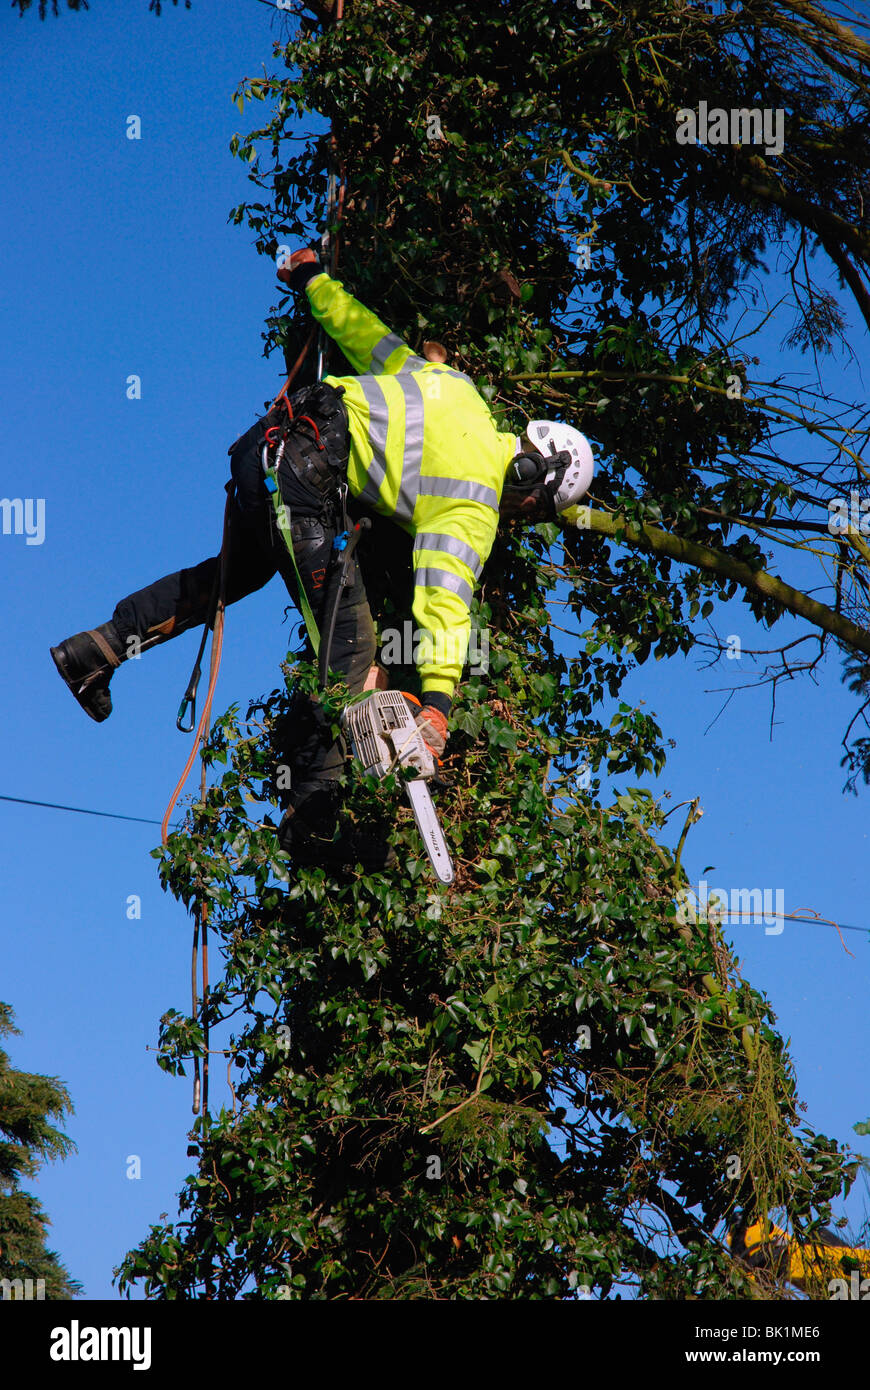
[116,647,850,1299]
[116,0,870,1298]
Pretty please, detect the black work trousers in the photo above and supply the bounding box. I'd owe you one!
[110,414,381,794]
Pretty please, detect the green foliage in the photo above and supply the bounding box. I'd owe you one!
[232,0,870,685]
[118,0,868,1299]
[118,603,853,1299]
[0,1003,82,1298]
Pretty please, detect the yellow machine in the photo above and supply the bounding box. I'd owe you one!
[729,1219,870,1296]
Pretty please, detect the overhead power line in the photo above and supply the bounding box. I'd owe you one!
[2,796,867,940]
[0,792,173,829]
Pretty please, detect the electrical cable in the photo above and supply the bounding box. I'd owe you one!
[0,792,175,829]
[4,792,869,938]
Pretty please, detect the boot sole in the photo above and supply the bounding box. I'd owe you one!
[50,643,111,723]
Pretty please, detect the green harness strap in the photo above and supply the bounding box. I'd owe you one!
[264,463,322,656]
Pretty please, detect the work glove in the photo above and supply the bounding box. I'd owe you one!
[276,246,322,292]
[403,694,449,760]
[417,704,448,759]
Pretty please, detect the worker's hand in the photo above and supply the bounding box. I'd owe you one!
[415,704,449,760]
[363,663,389,692]
[277,247,321,291]
[402,693,449,759]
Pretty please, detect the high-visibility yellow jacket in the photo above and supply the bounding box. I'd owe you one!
[305,272,518,702]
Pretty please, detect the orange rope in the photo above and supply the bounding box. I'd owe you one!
[163,0,346,1121]
[199,755,210,1115]
[160,585,226,845]
[272,323,317,414]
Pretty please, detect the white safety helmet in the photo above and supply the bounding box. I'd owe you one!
[519,420,594,512]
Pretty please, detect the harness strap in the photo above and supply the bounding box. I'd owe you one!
[281,430,335,491]
[88,628,122,669]
[261,384,352,661]
[265,466,323,656]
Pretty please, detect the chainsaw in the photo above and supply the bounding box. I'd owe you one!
[342,690,454,885]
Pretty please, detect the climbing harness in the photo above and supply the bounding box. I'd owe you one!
[257,384,372,677]
[260,396,326,656]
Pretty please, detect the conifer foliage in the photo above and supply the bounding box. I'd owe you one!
[0,1004,81,1299]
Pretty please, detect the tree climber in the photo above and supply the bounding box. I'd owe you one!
[50,249,594,869]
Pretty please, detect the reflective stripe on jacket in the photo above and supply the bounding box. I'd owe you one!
[306,272,517,699]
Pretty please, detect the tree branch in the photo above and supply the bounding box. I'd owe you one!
[566,507,870,657]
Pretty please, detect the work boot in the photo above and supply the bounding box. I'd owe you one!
[49,622,126,722]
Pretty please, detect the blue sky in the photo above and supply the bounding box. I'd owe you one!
[2,0,869,1299]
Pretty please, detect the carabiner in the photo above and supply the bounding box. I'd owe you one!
[176,691,196,734]
[177,667,202,733]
